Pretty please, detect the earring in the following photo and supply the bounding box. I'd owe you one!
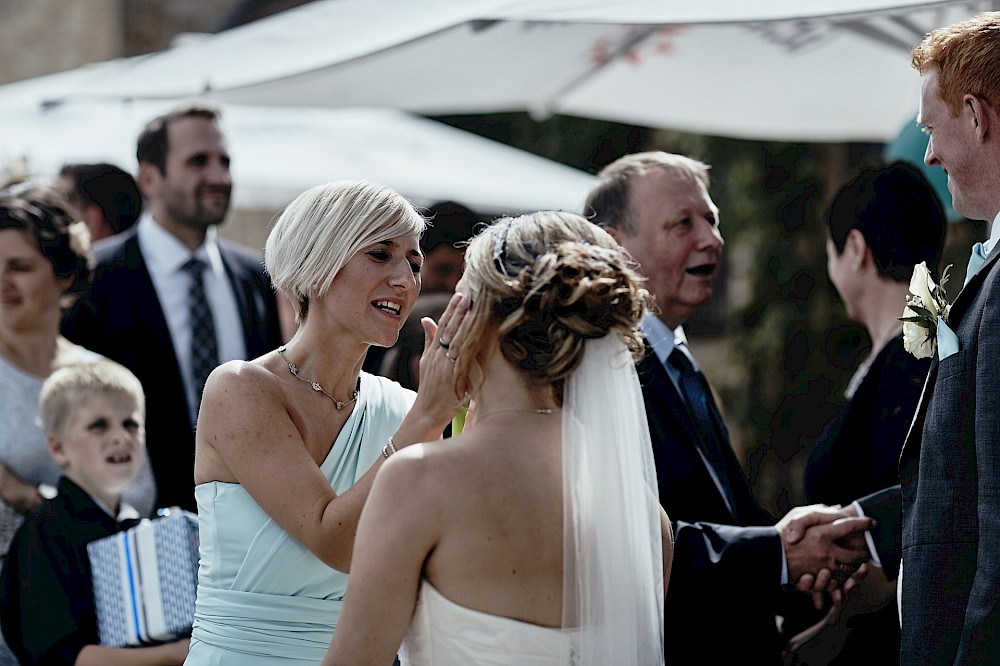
[852,265,862,273]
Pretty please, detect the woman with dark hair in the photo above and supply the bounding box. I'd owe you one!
[807,163,946,505]
[797,163,947,662]
[324,211,671,666]
[0,186,155,665]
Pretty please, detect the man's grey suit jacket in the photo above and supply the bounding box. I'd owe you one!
[865,247,1000,664]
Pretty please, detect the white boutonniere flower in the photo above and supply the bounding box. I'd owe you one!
[900,261,953,359]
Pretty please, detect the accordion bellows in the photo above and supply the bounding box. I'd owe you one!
[88,509,200,646]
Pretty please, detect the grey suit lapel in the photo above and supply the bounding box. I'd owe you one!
[949,246,1000,326]
[900,249,1000,466]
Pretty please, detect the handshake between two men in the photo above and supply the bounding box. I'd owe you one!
[779,504,872,591]
[776,504,883,651]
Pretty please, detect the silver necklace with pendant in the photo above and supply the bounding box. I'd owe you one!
[277,346,359,410]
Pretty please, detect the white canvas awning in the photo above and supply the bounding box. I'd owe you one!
[30,0,997,142]
[0,97,595,214]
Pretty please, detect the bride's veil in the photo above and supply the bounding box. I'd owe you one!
[561,335,665,665]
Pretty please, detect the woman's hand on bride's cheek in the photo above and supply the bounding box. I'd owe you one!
[414,293,471,416]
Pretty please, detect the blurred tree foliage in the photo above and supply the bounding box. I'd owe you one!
[694,137,878,515]
[431,112,974,517]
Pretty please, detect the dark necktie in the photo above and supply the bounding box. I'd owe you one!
[181,258,219,410]
[668,346,736,512]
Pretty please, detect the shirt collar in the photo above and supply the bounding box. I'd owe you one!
[137,212,224,276]
[93,496,140,522]
[987,210,1000,257]
[641,311,689,367]
[55,477,140,523]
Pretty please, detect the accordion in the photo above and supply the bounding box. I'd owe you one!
[87,509,200,646]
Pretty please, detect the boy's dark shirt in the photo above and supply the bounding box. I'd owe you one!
[0,477,140,665]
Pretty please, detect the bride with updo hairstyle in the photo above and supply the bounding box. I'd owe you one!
[325,211,672,666]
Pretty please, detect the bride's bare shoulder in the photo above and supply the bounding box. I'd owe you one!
[381,434,490,497]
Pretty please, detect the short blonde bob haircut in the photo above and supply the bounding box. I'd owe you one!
[454,211,648,406]
[265,180,426,321]
[40,361,146,436]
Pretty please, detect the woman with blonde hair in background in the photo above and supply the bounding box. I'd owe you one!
[325,211,672,666]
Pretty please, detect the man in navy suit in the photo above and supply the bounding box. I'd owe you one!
[586,152,872,663]
[63,104,281,512]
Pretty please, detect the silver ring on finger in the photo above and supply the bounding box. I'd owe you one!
[438,338,451,350]
[445,351,457,362]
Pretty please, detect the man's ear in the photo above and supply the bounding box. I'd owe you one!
[48,432,69,468]
[136,162,160,200]
[965,94,993,143]
[844,228,869,270]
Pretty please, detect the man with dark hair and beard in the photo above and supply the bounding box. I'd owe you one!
[63,103,281,512]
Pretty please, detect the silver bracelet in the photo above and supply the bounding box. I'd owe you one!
[381,436,398,459]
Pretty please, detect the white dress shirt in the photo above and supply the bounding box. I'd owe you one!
[641,311,697,395]
[137,214,247,425]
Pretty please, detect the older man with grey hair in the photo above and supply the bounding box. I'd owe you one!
[586,151,870,664]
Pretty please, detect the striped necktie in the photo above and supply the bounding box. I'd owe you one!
[181,258,219,414]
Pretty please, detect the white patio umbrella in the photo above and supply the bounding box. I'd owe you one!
[0,97,595,215]
[42,0,997,142]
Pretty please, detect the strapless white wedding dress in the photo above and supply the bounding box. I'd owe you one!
[399,580,580,665]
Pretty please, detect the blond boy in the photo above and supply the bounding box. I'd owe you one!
[0,361,188,665]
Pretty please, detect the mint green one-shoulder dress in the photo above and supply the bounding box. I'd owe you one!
[184,373,415,665]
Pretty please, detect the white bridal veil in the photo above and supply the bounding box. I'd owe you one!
[561,335,665,665]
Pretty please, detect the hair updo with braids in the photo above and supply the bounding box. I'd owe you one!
[453,211,649,406]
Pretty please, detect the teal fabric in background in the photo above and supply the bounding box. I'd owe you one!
[886,120,961,223]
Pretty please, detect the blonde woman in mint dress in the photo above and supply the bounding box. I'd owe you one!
[185,181,470,665]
